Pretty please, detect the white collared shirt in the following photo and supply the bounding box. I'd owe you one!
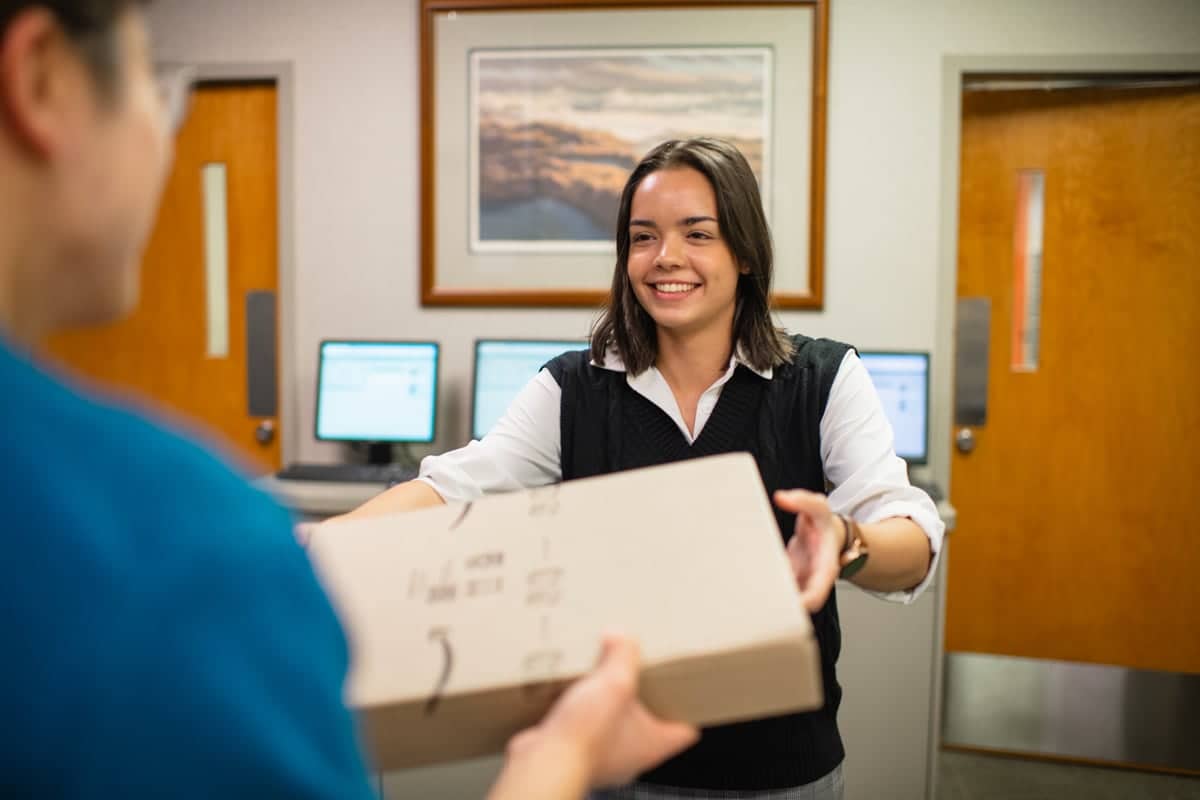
[418,348,945,603]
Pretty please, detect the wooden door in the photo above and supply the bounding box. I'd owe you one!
[43,82,281,473]
[946,84,1200,675]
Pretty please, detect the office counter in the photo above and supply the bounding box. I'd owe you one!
[257,476,385,519]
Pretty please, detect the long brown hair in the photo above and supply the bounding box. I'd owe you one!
[590,137,793,374]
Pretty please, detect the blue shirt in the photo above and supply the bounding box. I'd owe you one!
[0,340,375,798]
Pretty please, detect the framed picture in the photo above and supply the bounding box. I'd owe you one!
[420,0,829,308]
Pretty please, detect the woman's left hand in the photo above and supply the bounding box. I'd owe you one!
[773,489,843,613]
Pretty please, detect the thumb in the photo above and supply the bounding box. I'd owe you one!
[773,489,826,516]
[595,633,640,691]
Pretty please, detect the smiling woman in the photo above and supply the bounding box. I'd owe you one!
[340,136,945,800]
[594,138,788,378]
[624,169,745,373]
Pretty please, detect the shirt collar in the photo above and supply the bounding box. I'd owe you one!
[590,345,774,380]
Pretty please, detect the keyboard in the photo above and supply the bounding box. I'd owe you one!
[275,462,418,485]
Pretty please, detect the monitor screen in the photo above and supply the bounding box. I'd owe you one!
[858,351,930,464]
[315,340,438,443]
[472,339,587,440]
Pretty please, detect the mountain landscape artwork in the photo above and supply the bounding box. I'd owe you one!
[471,48,771,252]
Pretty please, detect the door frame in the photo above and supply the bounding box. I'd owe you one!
[187,62,298,466]
[929,53,1200,788]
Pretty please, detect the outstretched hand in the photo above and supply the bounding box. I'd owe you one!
[492,634,699,799]
[774,489,843,613]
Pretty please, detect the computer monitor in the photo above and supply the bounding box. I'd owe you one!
[858,351,930,465]
[472,339,587,440]
[314,340,439,455]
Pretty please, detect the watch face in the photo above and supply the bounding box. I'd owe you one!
[839,553,869,580]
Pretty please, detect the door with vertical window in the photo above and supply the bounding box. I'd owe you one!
[944,81,1200,772]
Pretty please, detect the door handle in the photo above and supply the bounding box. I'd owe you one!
[955,427,976,454]
[955,298,991,427]
[246,290,278,418]
[255,419,276,446]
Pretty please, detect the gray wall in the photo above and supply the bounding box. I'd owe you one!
[148,0,1200,478]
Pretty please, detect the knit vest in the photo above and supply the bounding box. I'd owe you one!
[544,335,852,791]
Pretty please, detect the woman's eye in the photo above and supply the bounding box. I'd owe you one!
[631,232,654,243]
[688,230,713,240]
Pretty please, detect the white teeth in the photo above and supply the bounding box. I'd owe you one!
[654,282,697,294]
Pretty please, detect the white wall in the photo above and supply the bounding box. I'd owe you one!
[148,0,1200,470]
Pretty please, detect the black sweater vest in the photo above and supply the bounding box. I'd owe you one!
[544,335,852,791]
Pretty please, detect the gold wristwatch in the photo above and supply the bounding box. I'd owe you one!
[838,514,869,579]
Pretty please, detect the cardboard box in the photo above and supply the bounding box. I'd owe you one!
[307,452,822,770]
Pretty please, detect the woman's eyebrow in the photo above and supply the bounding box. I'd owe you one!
[629,215,718,228]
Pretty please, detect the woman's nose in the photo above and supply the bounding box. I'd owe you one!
[654,235,685,270]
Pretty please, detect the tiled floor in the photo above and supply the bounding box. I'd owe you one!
[939,750,1200,800]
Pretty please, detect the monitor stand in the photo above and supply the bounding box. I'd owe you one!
[357,441,419,470]
[364,442,393,466]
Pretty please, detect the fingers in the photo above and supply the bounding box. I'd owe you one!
[293,521,317,547]
[797,535,839,612]
[650,716,700,754]
[632,709,700,766]
[786,528,814,584]
[799,575,834,612]
[783,512,839,612]
[594,633,640,697]
[777,488,840,606]
[773,488,828,515]
[593,634,697,764]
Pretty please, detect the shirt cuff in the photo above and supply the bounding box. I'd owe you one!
[415,453,479,506]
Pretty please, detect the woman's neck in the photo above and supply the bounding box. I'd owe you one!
[655,323,735,396]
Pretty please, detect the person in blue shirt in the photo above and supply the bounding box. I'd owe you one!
[0,2,696,797]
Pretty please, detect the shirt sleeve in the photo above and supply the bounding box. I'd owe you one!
[820,350,945,604]
[416,368,563,503]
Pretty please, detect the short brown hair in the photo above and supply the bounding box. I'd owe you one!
[590,137,794,375]
[0,1,151,93]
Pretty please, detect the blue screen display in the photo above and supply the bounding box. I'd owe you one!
[472,339,586,440]
[858,352,929,464]
[315,341,438,443]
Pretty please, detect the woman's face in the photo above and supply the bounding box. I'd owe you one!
[626,167,742,340]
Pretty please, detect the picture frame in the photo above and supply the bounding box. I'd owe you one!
[420,0,829,309]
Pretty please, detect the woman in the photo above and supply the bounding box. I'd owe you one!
[343,138,943,799]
